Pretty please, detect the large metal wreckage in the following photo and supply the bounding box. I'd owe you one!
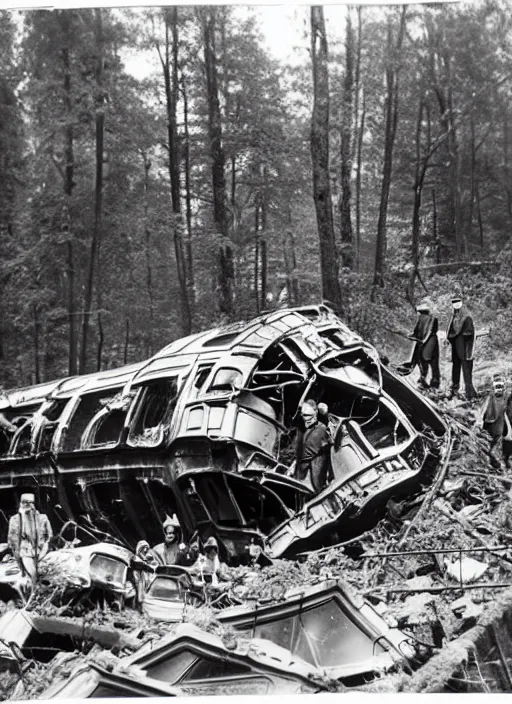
[0,304,450,695]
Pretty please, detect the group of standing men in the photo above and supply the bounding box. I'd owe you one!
[406,295,477,400]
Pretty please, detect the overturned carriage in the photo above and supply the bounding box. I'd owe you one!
[0,305,448,561]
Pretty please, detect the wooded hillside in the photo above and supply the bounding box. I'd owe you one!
[1,2,511,387]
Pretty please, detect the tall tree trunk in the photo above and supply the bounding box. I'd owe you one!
[467,116,476,249]
[201,7,234,318]
[254,202,260,315]
[373,7,406,292]
[124,318,130,364]
[432,187,441,264]
[33,304,41,384]
[260,166,268,309]
[408,98,428,303]
[444,51,465,259]
[79,8,104,374]
[476,182,484,250]
[161,8,192,335]
[60,18,77,377]
[143,154,154,354]
[310,6,342,312]
[181,75,195,299]
[340,8,354,269]
[355,90,365,271]
[96,312,103,372]
[285,205,299,305]
[354,7,363,271]
[503,107,512,226]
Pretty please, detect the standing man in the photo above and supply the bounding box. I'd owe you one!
[446,295,477,400]
[153,515,183,566]
[293,400,332,493]
[477,374,508,464]
[8,494,53,581]
[409,299,440,390]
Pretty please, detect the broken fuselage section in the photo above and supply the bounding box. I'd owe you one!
[0,305,447,561]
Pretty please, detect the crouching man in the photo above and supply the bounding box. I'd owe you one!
[8,494,52,582]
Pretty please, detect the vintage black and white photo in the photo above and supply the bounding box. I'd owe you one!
[0,0,512,697]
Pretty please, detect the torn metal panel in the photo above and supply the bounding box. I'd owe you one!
[125,622,330,694]
[218,579,415,683]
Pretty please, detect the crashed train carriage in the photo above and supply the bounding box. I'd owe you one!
[0,305,448,561]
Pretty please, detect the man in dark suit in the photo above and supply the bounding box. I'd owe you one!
[293,400,332,493]
[446,295,477,400]
[409,299,440,390]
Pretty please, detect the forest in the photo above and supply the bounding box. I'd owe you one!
[1,1,511,388]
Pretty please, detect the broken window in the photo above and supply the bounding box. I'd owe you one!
[183,657,251,680]
[81,392,135,449]
[147,576,185,600]
[90,685,133,698]
[226,476,289,532]
[37,400,69,453]
[145,648,198,683]
[89,555,127,590]
[188,364,215,402]
[9,420,33,456]
[248,343,307,428]
[247,598,386,670]
[183,478,211,524]
[209,368,243,393]
[194,476,241,526]
[128,378,178,447]
[359,403,409,452]
[62,388,123,452]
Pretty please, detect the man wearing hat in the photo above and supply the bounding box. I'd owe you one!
[190,536,230,586]
[7,494,53,581]
[153,514,184,566]
[446,295,477,400]
[292,399,332,493]
[408,298,440,390]
[477,374,508,464]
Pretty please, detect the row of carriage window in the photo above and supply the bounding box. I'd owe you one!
[0,327,400,465]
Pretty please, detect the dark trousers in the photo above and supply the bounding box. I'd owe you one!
[295,458,329,492]
[419,356,440,388]
[451,357,476,399]
[503,440,512,467]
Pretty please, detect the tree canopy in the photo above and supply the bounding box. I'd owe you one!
[1,2,511,387]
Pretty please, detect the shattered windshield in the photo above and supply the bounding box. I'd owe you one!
[250,598,385,669]
[89,554,127,588]
[147,577,183,600]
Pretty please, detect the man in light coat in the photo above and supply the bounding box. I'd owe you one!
[8,494,52,581]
